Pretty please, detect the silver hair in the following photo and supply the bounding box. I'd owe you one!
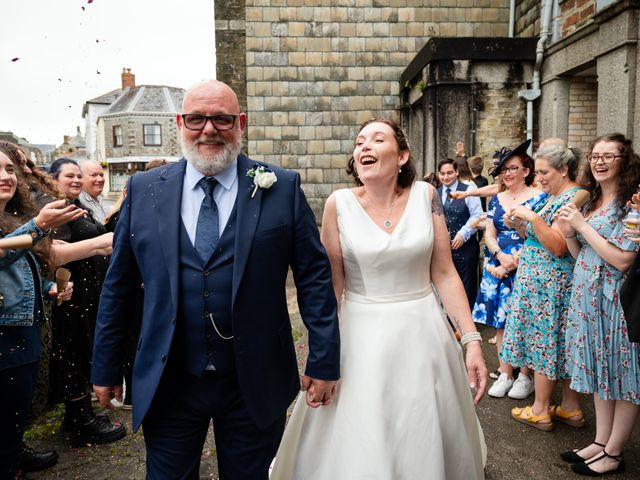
[534,144,581,181]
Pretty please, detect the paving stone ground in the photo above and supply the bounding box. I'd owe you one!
[28,279,640,479]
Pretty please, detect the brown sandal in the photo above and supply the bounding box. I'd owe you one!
[549,405,585,428]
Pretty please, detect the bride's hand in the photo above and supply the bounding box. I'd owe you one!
[465,342,487,404]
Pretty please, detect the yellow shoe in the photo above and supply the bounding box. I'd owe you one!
[549,405,585,428]
[511,405,554,431]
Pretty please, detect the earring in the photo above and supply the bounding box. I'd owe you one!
[399,168,402,173]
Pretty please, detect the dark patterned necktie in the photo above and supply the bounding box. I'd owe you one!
[444,188,452,208]
[195,177,219,262]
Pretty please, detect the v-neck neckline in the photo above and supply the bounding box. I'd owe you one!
[348,184,415,236]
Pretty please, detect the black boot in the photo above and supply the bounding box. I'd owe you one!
[17,442,58,472]
[64,396,127,448]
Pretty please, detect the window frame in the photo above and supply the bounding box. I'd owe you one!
[112,125,123,147]
[143,124,162,146]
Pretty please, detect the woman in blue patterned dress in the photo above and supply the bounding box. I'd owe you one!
[472,140,546,399]
[500,145,585,431]
[557,133,640,476]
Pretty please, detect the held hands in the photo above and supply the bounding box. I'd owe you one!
[487,265,509,279]
[48,281,74,302]
[35,200,86,231]
[465,342,487,404]
[301,375,337,408]
[623,215,640,243]
[554,203,585,236]
[93,384,124,411]
[507,205,535,224]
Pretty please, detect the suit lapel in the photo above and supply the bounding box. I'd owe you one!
[232,155,263,305]
[152,160,186,315]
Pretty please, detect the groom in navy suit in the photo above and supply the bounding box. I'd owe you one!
[91,80,340,479]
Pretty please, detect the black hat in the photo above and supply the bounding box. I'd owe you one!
[490,139,532,178]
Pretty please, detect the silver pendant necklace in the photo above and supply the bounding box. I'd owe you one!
[383,192,400,229]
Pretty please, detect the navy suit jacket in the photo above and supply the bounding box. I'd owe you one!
[91,155,340,430]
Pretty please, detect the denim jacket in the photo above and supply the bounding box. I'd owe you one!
[0,218,53,326]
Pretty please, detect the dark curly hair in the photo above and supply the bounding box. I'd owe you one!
[0,151,52,269]
[0,141,63,206]
[583,133,640,217]
[346,117,417,188]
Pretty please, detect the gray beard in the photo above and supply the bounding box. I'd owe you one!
[180,135,241,176]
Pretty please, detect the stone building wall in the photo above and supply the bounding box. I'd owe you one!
[515,0,540,36]
[237,1,511,220]
[215,1,247,114]
[475,83,529,171]
[101,114,181,159]
[567,76,597,154]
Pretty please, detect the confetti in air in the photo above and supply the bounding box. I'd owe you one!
[11,58,19,62]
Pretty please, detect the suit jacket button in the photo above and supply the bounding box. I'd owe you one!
[161,354,166,362]
[203,270,210,276]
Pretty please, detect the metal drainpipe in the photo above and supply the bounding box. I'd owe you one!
[509,0,516,37]
[518,0,553,154]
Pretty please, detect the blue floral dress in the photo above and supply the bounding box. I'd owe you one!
[565,201,640,403]
[472,192,548,329]
[500,188,579,380]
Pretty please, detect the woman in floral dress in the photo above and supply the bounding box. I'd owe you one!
[500,145,585,430]
[557,133,640,476]
[472,140,546,399]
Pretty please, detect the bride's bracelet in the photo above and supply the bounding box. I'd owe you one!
[460,331,482,347]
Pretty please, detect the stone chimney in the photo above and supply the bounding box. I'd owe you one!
[121,68,135,89]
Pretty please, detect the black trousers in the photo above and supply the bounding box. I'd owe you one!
[143,366,285,480]
[0,361,38,480]
[453,241,480,308]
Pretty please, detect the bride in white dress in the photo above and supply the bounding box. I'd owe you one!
[271,118,487,479]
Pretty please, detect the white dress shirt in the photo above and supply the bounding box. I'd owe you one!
[180,160,238,246]
[441,180,483,242]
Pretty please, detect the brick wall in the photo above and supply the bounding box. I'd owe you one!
[561,0,596,37]
[240,1,510,220]
[567,76,597,154]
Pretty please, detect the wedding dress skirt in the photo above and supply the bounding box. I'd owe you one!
[271,182,486,479]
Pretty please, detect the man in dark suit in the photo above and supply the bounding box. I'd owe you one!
[437,158,483,307]
[91,80,340,479]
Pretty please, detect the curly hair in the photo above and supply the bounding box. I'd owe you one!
[0,153,52,269]
[0,141,63,206]
[346,117,417,188]
[583,133,640,216]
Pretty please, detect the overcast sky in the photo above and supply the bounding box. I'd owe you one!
[0,0,215,145]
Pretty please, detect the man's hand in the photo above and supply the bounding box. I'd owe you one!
[93,384,123,410]
[301,375,337,408]
[451,233,465,250]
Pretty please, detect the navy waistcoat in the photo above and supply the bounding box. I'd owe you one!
[441,183,478,260]
[174,206,237,376]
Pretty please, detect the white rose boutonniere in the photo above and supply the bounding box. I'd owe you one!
[247,165,277,198]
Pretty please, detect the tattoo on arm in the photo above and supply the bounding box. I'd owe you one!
[431,189,444,215]
[450,315,463,334]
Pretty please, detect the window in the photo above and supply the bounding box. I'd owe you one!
[143,124,162,146]
[113,125,123,147]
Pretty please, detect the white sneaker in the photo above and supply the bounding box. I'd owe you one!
[488,372,514,398]
[508,373,535,399]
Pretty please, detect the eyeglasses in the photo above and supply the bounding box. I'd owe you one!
[500,166,521,174]
[181,114,239,131]
[587,153,622,164]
